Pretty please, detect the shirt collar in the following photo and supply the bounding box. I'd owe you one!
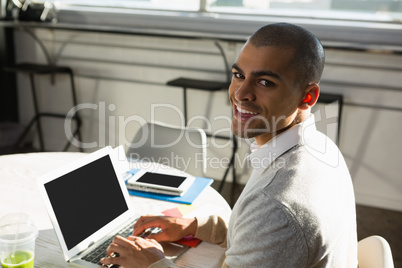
[249,115,316,174]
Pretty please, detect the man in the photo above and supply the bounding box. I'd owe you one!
[101,22,357,268]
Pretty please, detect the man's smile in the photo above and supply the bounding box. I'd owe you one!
[236,105,258,115]
[234,103,260,123]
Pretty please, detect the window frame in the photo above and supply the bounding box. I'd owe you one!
[54,3,402,52]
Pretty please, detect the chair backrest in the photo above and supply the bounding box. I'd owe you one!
[311,93,343,145]
[126,121,207,177]
[358,235,394,268]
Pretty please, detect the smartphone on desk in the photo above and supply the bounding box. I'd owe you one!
[126,170,195,196]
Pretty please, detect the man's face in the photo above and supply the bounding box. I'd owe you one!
[229,42,304,145]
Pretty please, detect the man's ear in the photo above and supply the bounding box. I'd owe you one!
[299,83,320,110]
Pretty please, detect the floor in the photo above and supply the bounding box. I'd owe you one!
[212,181,402,268]
[356,205,402,268]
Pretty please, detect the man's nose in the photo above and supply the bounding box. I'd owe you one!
[235,80,255,101]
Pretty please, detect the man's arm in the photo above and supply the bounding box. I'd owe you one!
[195,215,228,247]
[225,194,308,268]
[148,215,228,268]
[133,215,228,247]
[133,216,197,241]
[127,215,227,268]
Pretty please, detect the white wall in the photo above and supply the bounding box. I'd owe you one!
[12,28,402,212]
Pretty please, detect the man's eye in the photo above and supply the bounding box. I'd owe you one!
[259,80,275,87]
[233,72,244,79]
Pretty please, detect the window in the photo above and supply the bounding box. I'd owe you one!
[206,0,402,22]
[56,0,200,11]
[57,0,402,22]
[47,0,402,49]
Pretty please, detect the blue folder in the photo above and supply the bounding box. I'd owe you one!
[125,169,214,205]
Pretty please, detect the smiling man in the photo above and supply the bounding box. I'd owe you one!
[230,24,323,144]
[101,23,358,268]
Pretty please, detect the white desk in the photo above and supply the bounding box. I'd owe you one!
[0,152,231,268]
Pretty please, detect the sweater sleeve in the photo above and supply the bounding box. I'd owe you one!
[225,194,308,268]
[194,215,228,248]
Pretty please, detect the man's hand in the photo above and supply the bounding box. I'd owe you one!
[100,235,165,268]
[133,215,197,242]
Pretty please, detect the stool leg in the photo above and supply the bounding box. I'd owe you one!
[15,115,39,148]
[66,70,83,152]
[218,134,237,194]
[29,73,45,151]
[183,87,188,126]
[218,159,232,193]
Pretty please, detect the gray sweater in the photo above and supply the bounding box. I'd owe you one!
[151,116,358,267]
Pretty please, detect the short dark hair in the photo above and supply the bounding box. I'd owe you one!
[249,22,325,88]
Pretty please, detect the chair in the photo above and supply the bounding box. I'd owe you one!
[312,93,343,145]
[358,235,394,268]
[3,63,82,152]
[126,121,207,178]
[166,78,236,194]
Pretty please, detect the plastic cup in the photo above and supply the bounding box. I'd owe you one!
[0,213,38,268]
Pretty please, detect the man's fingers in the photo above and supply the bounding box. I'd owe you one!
[133,215,156,230]
[106,242,119,257]
[134,225,164,237]
[100,255,118,266]
[106,235,135,256]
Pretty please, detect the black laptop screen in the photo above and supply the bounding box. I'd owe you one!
[44,155,129,250]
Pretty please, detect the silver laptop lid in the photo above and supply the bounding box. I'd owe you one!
[37,146,135,261]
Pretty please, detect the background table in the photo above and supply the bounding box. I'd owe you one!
[0,152,231,268]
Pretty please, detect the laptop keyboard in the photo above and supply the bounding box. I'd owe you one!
[81,219,137,266]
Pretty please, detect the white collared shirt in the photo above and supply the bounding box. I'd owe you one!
[249,115,317,174]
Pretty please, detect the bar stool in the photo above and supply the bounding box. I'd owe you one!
[167,77,237,203]
[4,63,83,152]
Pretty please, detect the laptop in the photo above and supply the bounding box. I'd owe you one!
[37,146,188,267]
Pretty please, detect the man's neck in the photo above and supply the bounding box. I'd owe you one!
[254,111,310,146]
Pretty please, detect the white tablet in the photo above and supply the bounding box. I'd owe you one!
[126,170,195,196]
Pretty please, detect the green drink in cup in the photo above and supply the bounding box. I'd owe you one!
[0,214,38,268]
[1,250,34,268]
